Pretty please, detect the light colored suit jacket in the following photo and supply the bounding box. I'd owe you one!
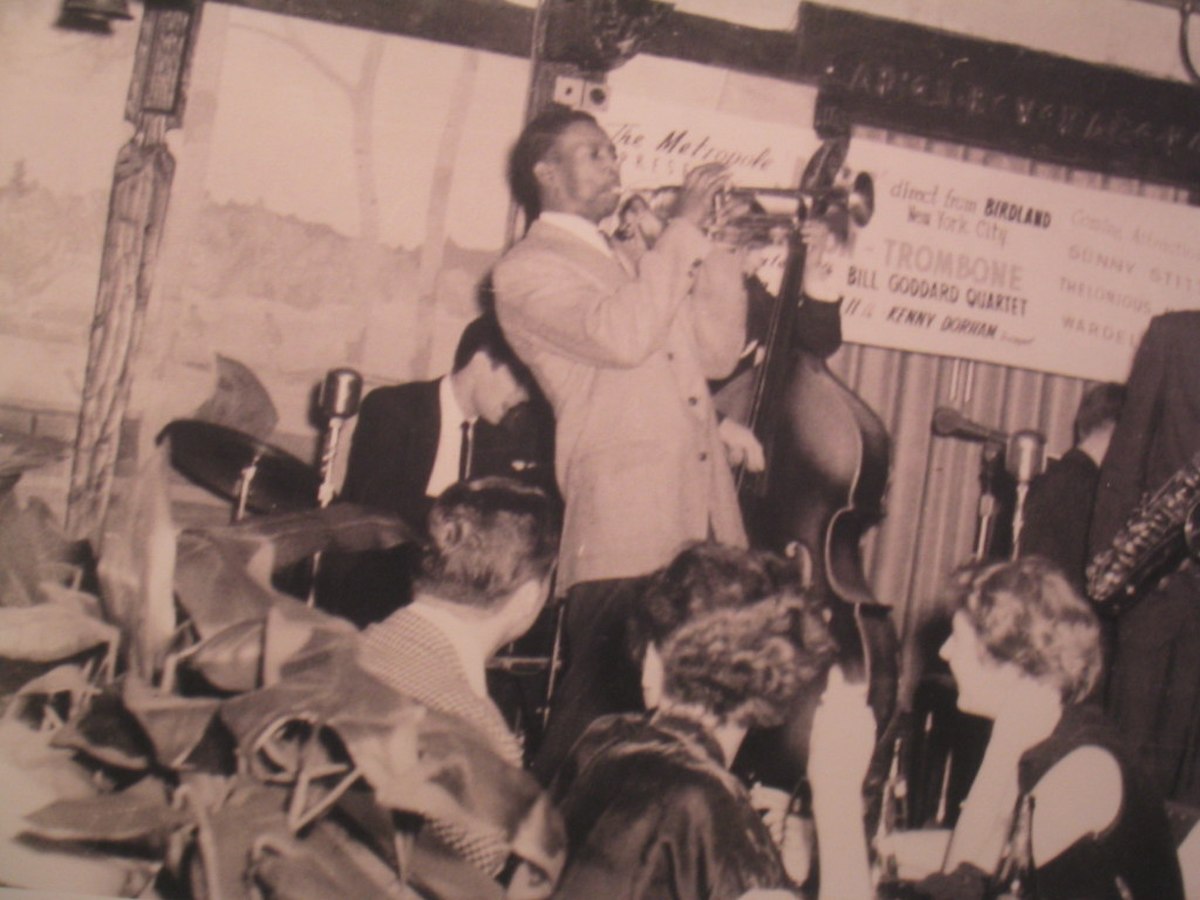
[494,216,748,592]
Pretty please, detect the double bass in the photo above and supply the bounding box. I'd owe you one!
[722,138,899,796]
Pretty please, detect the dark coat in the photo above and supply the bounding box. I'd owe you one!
[1088,310,1200,805]
[1019,447,1100,594]
[319,377,554,626]
[550,712,788,899]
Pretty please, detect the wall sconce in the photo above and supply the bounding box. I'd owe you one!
[57,0,133,32]
[1181,0,1200,83]
[546,0,675,73]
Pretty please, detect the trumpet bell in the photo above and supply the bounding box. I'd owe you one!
[848,172,875,227]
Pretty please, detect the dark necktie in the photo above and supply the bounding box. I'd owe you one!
[458,420,472,482]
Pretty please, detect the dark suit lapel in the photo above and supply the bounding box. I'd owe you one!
[408,379,441,493]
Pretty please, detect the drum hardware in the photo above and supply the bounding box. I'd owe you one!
[156,419,319,522]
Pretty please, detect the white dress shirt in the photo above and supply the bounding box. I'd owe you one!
[425,375,475,498]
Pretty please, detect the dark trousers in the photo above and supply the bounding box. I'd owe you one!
[530,576,648,785]
[1106,576,1200,805]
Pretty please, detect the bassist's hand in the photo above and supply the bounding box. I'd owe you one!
[800,219,849,303]
[718,417,766,473]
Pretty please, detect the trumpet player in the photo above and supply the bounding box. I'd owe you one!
[494,104,751,783]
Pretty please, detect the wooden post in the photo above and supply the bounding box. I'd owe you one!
[66,1,203,543]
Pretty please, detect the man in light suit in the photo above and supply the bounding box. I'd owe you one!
[318,314,554,627]
[493,105,749,781]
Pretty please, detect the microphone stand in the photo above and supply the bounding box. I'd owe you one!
[1007,430,1047,559]
[308,368,363,606]
[972,440,1007,562]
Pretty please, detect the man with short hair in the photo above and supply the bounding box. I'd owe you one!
[1018,381,1125,593]
[320,314,554,626]
[357,476,560,882]
[342,313,546,532]
[493,104,749,780]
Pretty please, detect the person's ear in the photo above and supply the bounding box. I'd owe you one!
[506,576,549,635]
[464,349,496,389]
[533,158,557,196]
[641,643,665,710]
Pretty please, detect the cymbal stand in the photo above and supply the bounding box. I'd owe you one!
[309,368,363,605]
[233,453,262,523]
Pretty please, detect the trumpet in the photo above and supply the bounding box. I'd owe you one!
[612,171,874,249]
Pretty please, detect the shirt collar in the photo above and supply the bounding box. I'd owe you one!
[408,601,489,698]
[538,210,614,260]
[439,371,475,428]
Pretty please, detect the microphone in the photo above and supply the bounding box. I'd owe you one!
[1006,430,1046,485]
[318,368,363,421]
[315,368,363,509]
[1007,428,1047,559]
[931,406,1008,444]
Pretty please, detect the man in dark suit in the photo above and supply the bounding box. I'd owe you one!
[1089,310,1200,805]
[1019,381,1125,595]
[318,314,554,626]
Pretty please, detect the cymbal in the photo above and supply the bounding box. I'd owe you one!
[157,419,319,515]
[0,430,70,479]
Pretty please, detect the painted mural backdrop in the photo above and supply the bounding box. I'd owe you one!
[137,6,530,446]
[0,0,138,414]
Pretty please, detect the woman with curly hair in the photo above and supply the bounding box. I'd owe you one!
[881,557,1182,899]
[548,542,876,899]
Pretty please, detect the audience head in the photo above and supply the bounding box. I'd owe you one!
[634,543,837,729]
[451,314,533,426]
[509,104,619,224]
[1073,381,1125,446]
[939,557,1103,708]
[417,477,559,620]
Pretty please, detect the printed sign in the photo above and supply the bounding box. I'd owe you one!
[597,96,1200,382]
[598,97,822,192]
[841,140,1200,381]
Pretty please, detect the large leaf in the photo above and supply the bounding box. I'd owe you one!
[0,717,141,895]
[0,492,79,609]
[0,602,117,665]
[201,503,418,572]
[24,788,189,844]
[188,777,292,900]
[248,815,414,900]
[49,686,153,771]
[7,664,96,730]
[174,617,266,693]
[121,678,222,770]
[193,353,279,441]
[261,594,357,686]
[173,505,416,642]
[98,445,177,679]
[345,709,565,882]
[218,636,564,879]
[173,529,279,639]
[0,431,69,480]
